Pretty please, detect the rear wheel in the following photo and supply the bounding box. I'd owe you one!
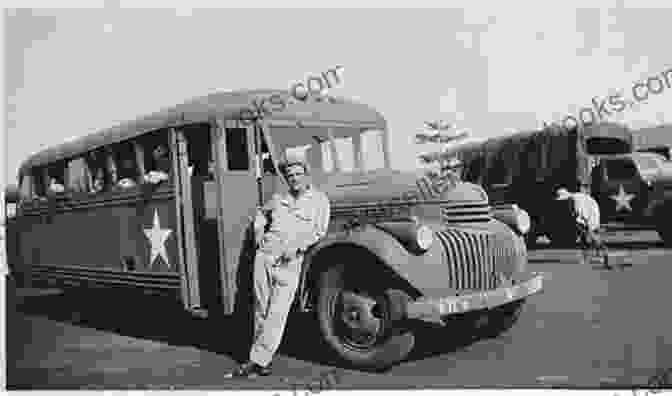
[655,203,672,247]
[656,223,672,247]
[316,262,414,370]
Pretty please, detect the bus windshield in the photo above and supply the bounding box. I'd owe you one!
[280,129,387,174]
[635,156,661,172]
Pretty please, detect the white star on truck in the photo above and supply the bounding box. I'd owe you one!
[610,185,635,212]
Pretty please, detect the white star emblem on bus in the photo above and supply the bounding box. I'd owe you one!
[610,185,635,212]
[144,209,173,269]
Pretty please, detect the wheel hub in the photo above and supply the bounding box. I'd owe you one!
[338,291,384,349]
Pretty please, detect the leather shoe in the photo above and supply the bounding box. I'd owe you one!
[225,361,272,378]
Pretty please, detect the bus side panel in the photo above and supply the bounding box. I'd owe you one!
[17,214,44,282]
[21,194,181,289]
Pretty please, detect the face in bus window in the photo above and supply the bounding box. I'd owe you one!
[92,169,105,193]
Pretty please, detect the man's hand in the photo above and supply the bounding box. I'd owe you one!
[251,207,267,246]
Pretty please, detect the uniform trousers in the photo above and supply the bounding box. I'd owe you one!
[576,222,608,265]
[249,247,302,367]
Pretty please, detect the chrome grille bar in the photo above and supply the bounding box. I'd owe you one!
[436,229,518,291]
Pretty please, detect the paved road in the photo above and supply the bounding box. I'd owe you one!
[6,229,672,389]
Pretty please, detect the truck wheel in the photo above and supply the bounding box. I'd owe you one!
[656,224,672,247]
[316,262,415,371]
[655,204,672,247]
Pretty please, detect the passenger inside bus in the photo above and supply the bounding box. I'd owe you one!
[83,150,106,193]
[92,168,105,193]
[153,144,171,174]
[113,142,139,189]
[46,162,67,195]
[144,143,171,184]
[32,168,46,200]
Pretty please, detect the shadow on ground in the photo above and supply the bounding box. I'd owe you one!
[528,238,666,253]
[8,285,503,376]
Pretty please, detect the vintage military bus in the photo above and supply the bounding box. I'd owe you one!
[454,122,672,246]
[9,89,542,369]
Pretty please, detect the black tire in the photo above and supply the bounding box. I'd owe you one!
[656,224,672,247]
[655,205,672,247]
[316,262,415,371]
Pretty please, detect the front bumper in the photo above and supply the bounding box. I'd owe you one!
[405,272,544,325]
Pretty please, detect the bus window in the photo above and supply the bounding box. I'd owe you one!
[104,147,119,188]
[285,144,310,169]
[225,127,249,171]
[321,140,335,173]
[138,129,172,184]
[19,174,34,202]
[361,130,385,171]
[32,167,46,198]
[85,149,107,193]
[334,136,354,172]
[319,136,355,173]
[636,156,660,172]
[47,161,67,194]
[183,123,212,179]
[113,141,140,189]
[67,157,90,194]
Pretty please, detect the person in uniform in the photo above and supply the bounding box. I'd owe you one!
[555,187,609,268]
[227,155,331,378]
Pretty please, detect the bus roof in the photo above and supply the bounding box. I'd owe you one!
[18,89,387,177]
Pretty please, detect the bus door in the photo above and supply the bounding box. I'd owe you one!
[212,119,259,315]
[173,123,226,317]
[172,127,206,316]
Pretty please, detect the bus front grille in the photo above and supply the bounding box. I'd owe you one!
[435,229,516,291]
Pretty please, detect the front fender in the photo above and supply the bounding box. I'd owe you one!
[298,223,451,309]
[491,203,529,235]
[301,224,414,286]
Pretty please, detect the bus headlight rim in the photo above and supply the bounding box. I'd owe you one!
[515,208,531,235]
[416,225,434,251]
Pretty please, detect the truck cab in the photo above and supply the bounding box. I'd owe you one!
[591,152,672,244]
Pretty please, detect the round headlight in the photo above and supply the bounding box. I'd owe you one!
[516,208,531,235]
[416,225,434,251]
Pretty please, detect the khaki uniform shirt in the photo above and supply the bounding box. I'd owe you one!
[257,186,330,259]
[570,192,601,232]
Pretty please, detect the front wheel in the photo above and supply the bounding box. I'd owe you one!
[316,263,415,370]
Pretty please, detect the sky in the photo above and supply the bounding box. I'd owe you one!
[5,3,672,183]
